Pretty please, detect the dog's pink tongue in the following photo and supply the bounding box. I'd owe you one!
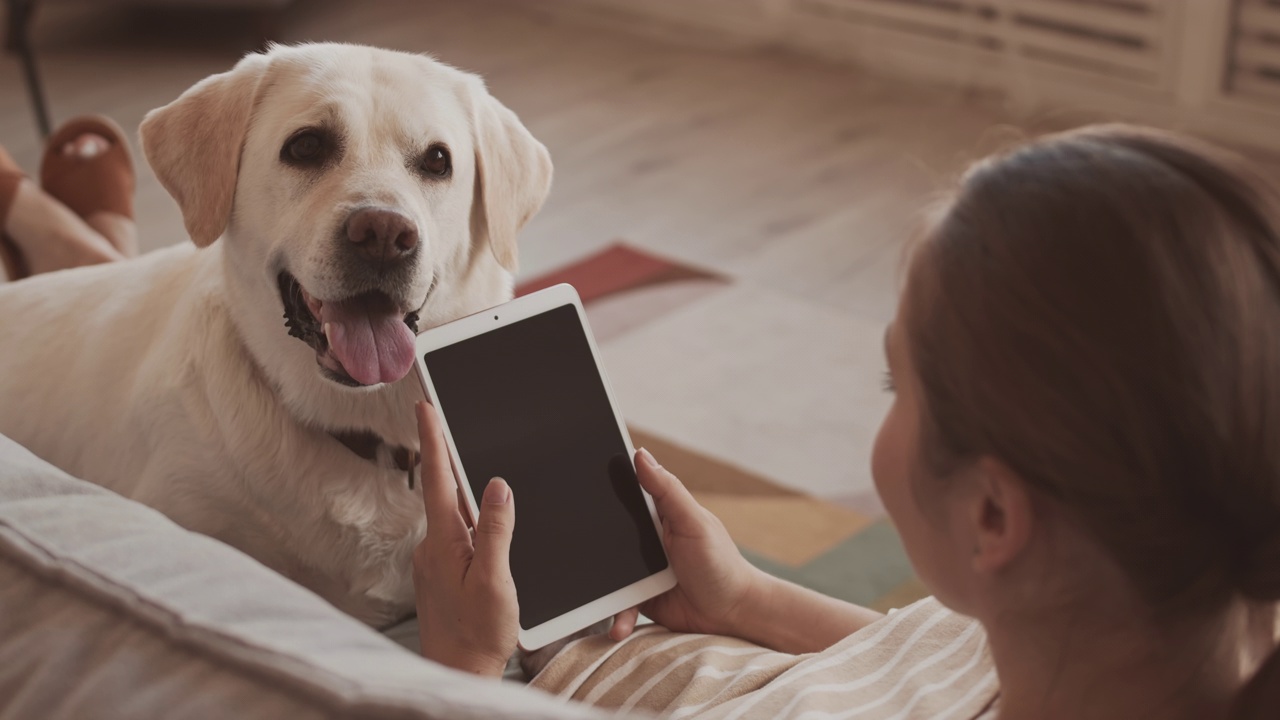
[320,296,416,386]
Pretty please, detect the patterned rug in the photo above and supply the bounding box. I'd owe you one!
[515,244,925,613]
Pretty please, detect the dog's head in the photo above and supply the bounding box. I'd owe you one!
[140,43,551,400]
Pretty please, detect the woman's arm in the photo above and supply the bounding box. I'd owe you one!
[727,573,884,654]
[621,451,883,654]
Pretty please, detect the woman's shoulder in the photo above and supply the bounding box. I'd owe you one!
[828,595,986,662]
[532,596,1000,718]
[784,596,997,717]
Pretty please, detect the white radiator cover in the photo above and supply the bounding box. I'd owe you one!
[556,0,1280,153]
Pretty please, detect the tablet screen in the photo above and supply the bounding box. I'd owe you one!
[423,303,669,629]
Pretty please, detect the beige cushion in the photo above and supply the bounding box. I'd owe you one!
[0,434,613,719]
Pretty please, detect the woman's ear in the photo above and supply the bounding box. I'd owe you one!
[968,457,1034,575]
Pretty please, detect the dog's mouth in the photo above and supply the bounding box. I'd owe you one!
[278,272,421,387]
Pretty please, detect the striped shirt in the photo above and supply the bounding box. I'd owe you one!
[530,597,999,719]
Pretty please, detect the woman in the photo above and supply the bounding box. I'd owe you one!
[411,125,1280,719]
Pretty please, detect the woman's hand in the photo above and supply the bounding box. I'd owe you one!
[611,449,885,653]
[412,401,519,677]
[609,448,766,641]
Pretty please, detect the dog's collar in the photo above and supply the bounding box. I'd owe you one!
[330,429,420,490]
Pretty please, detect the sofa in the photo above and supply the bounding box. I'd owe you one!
[0,433,620,719]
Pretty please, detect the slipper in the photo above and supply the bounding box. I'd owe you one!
[40,115,135,248]
[0,146,30,281]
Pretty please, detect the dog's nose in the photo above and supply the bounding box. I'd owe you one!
[345,208,419,264]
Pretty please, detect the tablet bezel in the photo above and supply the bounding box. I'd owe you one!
[413,283,676,650]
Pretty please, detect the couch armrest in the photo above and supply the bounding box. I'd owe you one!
[0,434,613,720]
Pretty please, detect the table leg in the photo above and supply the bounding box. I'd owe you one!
[5,0,52,139]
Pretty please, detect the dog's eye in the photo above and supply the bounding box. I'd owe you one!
[419,145,451,178]
[282,131,326,165]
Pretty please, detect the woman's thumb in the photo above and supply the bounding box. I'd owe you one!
[635,449,700,526]
[473,477,515,577]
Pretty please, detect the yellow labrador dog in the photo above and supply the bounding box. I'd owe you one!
[0,43,551,627]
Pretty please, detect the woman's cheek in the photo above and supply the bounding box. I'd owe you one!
[872,398,938,581]
[871,399,908,519]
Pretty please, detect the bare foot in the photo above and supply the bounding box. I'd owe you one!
[62,133,138,257]
[3,178,123,276]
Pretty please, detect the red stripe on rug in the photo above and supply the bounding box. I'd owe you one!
[516,243,720,303]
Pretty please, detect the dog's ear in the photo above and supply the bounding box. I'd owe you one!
[140,52,270,248]
[464,77,553,274]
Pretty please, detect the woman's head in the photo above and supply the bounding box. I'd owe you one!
[871,125,1280,713]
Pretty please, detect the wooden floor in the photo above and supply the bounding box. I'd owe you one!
[0,0,1061,324]
[4,0,1277,506]
[5,1,1278,318]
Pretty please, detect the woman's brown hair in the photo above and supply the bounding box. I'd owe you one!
[904,125,1280,717]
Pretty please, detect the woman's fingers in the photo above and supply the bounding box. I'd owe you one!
[416,401,470,544]
[635,448,703,530]
[471,477,515,580]
[609,607,640,641]
[412,410,521,678]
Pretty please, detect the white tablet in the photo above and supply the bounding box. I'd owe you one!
[413,283,676,650]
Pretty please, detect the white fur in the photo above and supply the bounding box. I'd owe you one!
[0,43,552,627]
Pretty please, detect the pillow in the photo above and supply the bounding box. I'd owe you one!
[0,434,614,719]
